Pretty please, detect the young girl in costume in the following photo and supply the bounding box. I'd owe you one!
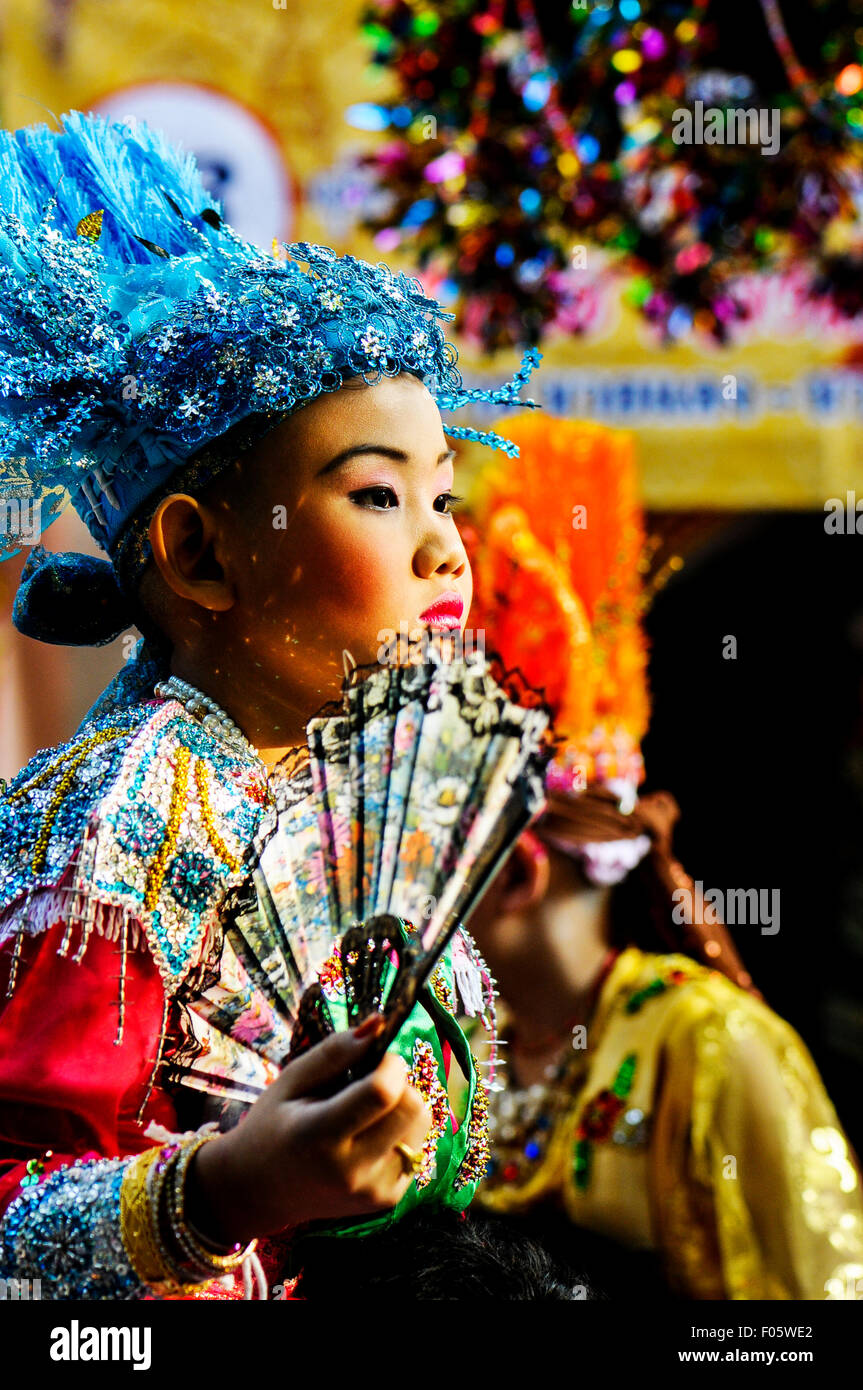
[457,414,863,1300]
[0,110,548,1300]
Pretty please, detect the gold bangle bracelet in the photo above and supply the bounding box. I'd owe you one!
[122,1134,256,1290]
[120,1146,184,1286]
[168,1133,256,1275]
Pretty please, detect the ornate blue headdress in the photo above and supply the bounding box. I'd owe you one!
[0,110,542,646]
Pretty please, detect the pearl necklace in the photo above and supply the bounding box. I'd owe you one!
[155,675,263,763]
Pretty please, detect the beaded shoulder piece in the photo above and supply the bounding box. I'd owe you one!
[0,698,272,994]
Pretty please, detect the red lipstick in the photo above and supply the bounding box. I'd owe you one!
[418,590,464,630]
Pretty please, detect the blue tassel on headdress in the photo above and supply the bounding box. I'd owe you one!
[0,110,542,646]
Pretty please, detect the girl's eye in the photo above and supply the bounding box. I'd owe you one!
[350,485,398,510]
[435,492,464,515]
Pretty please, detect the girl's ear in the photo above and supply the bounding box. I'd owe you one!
[148,493,235,612]
[497,828,550,912]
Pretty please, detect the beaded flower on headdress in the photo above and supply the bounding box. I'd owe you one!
[0,110,541,642]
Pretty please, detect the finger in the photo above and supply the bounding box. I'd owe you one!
[275,1021,384,1101]
[315,1052,410,1140]
[359,1143,421,1209]
[379,1163,418,1206]
[354,1165,415,1216]
[360,1131,431,1205]
[350,1091,433,1164]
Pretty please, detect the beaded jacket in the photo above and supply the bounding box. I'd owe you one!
[0,645,493,1299]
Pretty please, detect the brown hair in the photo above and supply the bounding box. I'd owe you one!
[538,786,758,996]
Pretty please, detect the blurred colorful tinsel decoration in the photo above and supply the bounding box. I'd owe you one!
[348,0,863,351]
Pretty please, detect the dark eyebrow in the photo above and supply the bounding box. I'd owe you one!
[317,445,456,476]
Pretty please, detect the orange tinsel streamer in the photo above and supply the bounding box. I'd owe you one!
[458,413,650,789]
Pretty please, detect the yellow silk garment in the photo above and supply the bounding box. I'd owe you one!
[472,947,863,1299]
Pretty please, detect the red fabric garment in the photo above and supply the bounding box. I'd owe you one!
[0,921,297,1300]
[0,919,177,1217]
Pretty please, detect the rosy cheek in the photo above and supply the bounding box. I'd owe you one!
[290,509,399,610]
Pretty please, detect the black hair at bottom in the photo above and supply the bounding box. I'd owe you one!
[279,1205,598,1301]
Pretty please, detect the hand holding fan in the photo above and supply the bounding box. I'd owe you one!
[177,634,552,1105]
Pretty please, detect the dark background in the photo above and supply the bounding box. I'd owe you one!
[644,510,863,1154]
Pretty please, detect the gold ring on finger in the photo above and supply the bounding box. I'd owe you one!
[394,1141,424,1176]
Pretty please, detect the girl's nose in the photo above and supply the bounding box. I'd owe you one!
[412,528,469,581]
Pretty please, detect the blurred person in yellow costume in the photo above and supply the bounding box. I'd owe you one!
[457,414,863,1300]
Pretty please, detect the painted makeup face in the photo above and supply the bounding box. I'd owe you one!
[219,371,473,714]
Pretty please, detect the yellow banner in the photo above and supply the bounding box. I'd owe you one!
[3,0,860,508]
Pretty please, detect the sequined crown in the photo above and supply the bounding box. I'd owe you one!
[457,414,650,800]
[0,110,541,567]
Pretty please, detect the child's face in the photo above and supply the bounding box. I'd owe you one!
[217,371,473,720]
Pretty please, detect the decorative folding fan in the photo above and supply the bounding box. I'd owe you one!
[173,635,552,1107]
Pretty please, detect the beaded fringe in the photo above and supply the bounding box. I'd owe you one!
[0,883,145,959]
[0,878,150,1046]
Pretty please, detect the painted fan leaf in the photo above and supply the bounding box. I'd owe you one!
[177,635,550,1105]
